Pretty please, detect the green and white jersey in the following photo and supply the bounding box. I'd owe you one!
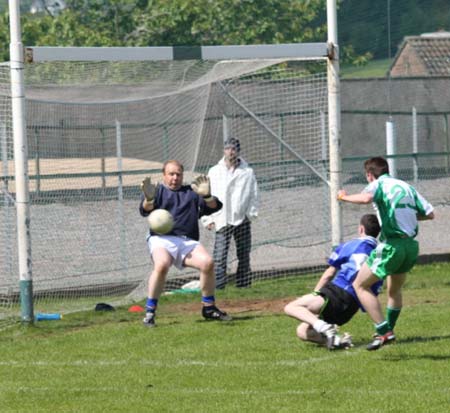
[363,174,434,239]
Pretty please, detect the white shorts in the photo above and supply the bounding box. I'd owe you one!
[147,235,199,270]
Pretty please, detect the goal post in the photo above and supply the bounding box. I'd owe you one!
[8,0,34,323]
[3,1,342,326]
[327,0,343,249]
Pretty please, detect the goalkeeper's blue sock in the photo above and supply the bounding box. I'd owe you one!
[201,295,215,305]
[146,298,158,313]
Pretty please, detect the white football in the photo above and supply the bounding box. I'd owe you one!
[148,209,174,235]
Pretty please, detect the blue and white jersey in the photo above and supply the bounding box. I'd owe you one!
[329,236,382,309]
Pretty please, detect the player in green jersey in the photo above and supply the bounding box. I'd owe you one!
[337,157,434,350]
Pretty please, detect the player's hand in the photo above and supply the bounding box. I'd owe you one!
[192,175,213,201]
[140,177,156,203]
[337,190,347,201]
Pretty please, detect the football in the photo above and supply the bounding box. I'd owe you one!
[148,209,174,235]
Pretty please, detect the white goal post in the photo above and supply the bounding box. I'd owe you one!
[6,0,342,324]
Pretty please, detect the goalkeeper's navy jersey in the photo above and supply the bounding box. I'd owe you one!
[139,184,222,241]
[328,236,382,310]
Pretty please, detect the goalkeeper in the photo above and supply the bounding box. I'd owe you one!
[139,159,232,327]
[284,214,381,350]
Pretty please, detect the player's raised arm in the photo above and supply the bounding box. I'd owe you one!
[337,189,373,204]
[140,177,157,211]
[191,174,217,207]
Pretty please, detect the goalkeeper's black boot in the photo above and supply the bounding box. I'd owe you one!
[142,311,156,328]
[202,305,232,321]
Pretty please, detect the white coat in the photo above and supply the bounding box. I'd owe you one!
[201,157,258,231]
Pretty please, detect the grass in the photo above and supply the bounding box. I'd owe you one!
[341,58,391,79]
[1,262,450,412]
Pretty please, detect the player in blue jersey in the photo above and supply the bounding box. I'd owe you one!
[139,160,232,327]
[338,157,434,350]
[284,214,381,350]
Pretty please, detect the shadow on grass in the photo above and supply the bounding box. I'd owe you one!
[194,314,261,324]
[383,353,450,361]
[398,334,450,346]
[352,334,450,359]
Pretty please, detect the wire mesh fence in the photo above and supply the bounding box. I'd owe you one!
[1,1,450,327]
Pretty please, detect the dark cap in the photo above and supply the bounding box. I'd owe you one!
[224,137,240,152]
[95,302,115,312]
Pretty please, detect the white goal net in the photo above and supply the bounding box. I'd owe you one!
[0,54,332,325]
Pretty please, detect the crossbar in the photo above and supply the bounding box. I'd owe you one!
[25,43,329,62]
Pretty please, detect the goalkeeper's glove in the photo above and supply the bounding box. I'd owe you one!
[140,177,156,204]
[191,175,214,202]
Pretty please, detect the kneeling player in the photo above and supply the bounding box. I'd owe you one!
[284,214,381,350]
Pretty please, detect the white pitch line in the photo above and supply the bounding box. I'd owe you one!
[0,350,360,368]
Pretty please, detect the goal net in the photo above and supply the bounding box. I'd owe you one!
[0,49,332,324]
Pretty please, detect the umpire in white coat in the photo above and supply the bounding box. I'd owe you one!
[202,137,258,289]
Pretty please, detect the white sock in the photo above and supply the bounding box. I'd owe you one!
[313,320,332,333]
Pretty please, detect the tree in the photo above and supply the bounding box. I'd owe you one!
[0,0,327,61]
[2,0,449,63]
[125,0,327,46]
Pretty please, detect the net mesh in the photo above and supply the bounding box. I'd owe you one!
[0,59,331,325]
[3,48,448,328]
[340,76,450,255]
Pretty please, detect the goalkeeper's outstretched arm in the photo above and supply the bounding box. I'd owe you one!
[141,177,157,212]
[191,175,218,208]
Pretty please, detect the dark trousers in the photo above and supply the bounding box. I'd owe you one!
[213,219,252,289]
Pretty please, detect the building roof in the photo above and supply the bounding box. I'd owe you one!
[389,32,450,77]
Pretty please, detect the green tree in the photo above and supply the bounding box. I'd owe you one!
[0,0,327,61]
[125,0,327,46]
[2,0,449,63]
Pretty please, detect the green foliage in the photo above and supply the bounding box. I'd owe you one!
[22,11,115,47]
[0,0,327,61]
[0,12,8,61]
[126,0,327,46]
[341,44,373,67]
[1,1,449,71]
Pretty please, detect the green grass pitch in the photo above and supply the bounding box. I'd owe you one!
[1,262,450,412]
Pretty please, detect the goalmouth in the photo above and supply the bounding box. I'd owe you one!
[23,40,342,245]
[5,1,342,324]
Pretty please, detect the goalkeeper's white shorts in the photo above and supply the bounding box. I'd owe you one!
[148,235,199,270]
